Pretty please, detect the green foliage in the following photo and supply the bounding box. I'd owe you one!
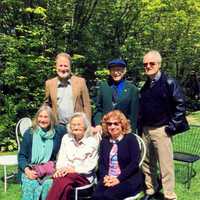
[0,137,17,151]
[0,0,200,151]
[95,68,109,80]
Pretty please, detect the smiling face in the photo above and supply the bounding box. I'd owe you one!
[109,66,126,82]
[143,52,161,79]
[37,110,51,129]
[106,117,123,139]
[70,116,85,141]
[56,56,71,79]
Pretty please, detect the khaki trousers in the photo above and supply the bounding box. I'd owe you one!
[142,126,177,200]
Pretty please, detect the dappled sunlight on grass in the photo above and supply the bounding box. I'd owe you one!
[187,111,200,125]
[0,160,199,199]
[175,161,200,200]
[0,165,21,200]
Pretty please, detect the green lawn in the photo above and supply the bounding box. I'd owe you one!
[0,165,21,200]
[0,112,200,200]
[1,162,200,200]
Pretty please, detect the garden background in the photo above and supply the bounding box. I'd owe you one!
[0,0,200,199]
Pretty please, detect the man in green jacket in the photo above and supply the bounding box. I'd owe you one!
[93,59,139,133]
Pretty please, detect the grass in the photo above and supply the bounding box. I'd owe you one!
[0,166,21,200]
[0,112,200,200]
[187,111,200,125]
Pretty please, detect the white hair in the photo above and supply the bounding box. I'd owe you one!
[56,52,72,65]
[144,50,162,63]
[67,112,92,138]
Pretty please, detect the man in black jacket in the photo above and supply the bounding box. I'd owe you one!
[140,50,188,200]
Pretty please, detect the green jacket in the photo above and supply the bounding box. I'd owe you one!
[93,79,139,131]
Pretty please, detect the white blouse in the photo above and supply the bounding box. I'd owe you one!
[56,134,99,182]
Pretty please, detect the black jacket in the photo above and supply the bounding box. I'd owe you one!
[139,72,189,135]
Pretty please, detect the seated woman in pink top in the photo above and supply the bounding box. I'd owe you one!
[46,112,99,200]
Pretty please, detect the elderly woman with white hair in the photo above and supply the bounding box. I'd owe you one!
[46,112,99,200]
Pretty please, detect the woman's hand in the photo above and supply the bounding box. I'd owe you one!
[24,167,38,179]
[53,166,75,178]
[53,168,67,178]
[103,175,120,187]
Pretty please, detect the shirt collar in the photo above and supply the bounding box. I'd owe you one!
[111,79,125,86]
[108,76,125,86]
[110,134,124,143]
[57,78,71,87]
[69,135,87,145]
[153,71,161,82]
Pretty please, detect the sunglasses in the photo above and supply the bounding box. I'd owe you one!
[106,122,121,126]
[143,62,156,68]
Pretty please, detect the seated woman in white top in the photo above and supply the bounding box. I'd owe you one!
[46,112,99,200]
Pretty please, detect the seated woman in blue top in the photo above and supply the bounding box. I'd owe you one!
[93,110,142,200]
[18,105,66,200]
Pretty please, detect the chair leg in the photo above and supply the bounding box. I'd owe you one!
[187,163,193,190]
[191,165,196,178]
[3,165,7,192]
[75,189,78,200]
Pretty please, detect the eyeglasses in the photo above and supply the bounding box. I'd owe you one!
[106,122,121,126]
[143,62,157,68]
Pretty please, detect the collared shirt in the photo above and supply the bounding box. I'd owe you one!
[150,71,161,87]
[153,71,162,82]
[109,134,124,143]
[140,72,171,127]
[108,135,123,177]
[111,79,125,107]
[56,134,99,182]
[57,79,74,124]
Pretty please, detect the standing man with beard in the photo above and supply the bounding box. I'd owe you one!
[93,59,139,133]
[44,53,91,125]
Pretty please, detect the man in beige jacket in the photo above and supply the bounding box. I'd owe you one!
[44,53,91,125]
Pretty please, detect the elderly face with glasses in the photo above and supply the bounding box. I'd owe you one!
[93,110,142,200]
[102,110,131,140]
[143,52,161,79]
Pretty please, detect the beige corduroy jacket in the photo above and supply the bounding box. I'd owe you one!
[44,75,92,121]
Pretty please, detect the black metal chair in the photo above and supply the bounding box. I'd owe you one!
[173,125,200,189]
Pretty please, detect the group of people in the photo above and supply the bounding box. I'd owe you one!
[18,50,189,200]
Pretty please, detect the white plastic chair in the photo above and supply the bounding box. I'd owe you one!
[0,117,32,192]
[123,134,147,200]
